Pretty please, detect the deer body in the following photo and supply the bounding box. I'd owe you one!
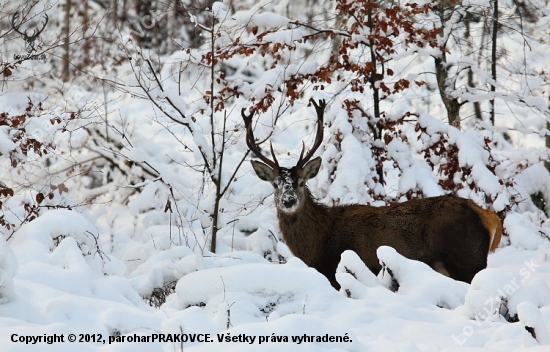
[277,188,501,287]
[243,100,502,288]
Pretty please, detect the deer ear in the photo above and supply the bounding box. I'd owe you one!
[251,160,275,182]
[303,157,322,180]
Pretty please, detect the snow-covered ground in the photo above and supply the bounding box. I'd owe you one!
[1,203,550,351]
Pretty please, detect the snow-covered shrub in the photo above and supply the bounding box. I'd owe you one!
[245,224,289,264]
[10,209,124,275]
[174,259,334,321]
[0,236,17,304]
[0,98,73,235]
[517,301,550,345]
[376,246,469,309]
[336,250,381,299]
[461,254,550,320]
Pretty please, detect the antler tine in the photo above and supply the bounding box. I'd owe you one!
[241,108,279,169]
[241,107,254,128]
[269,142,279,167]
[298,141,306,163]
[297,98,326,168]
[11,12,24,36]
[41,14,49,29]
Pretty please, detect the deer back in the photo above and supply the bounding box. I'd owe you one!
[317,194,501,285]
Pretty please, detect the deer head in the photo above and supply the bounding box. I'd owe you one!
[242,99,326,214]
[12,12,49,53]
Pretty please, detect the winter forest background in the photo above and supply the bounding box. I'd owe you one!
[1,0,550,350]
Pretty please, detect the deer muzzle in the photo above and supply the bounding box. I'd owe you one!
[282,196,296,208]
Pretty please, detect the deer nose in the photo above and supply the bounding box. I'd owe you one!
[282,197,296,208]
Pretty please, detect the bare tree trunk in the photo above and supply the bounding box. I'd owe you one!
[434,55,461,128]
[546,95,550,172]
[209,16,220,253]
[490,0,498,126]
[467,68,483,120]
[81,0,89,68]
[464,14,482,120]
[62,0,71,82]
[434,1,462,128]
[546,119,550,172]
[167,0,177,53]
[367,2,384,186]
[111,0,118,24]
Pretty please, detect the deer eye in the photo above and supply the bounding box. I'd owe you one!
[273,183,278,189]
[298,181,304,187]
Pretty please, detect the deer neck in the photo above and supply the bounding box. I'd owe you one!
[276,187,329,267]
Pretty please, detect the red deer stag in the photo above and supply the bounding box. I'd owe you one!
[242,99,502,288]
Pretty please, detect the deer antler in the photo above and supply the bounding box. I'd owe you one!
[11,12,48,42]
[241,108,279,169]
[296,98,326,169]
[30,13,48,40]
[11,12,24,36]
